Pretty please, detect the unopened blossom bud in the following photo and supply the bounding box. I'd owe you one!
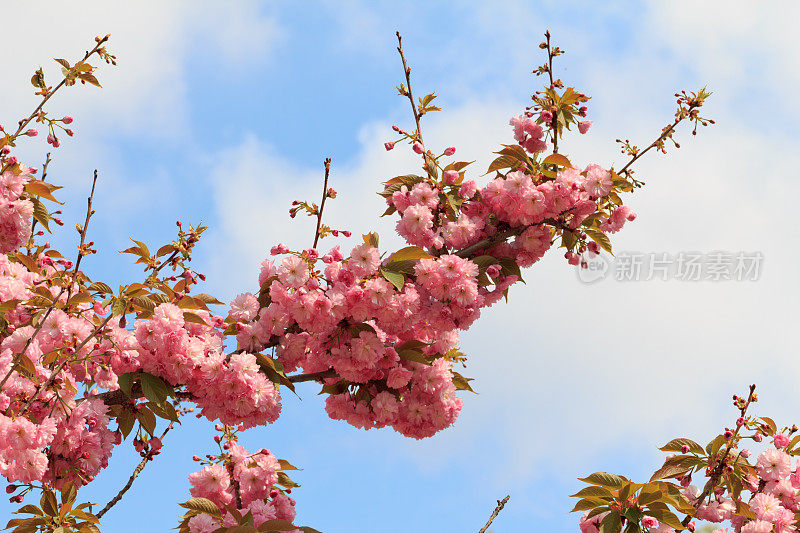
[681,445,690,454]
[687,521,695,532]
[222,442,230,450]
[0,146,10,155]
[541,110,553,123]
[680,475,691,487]
[741,449,750,458]
[342,231,352,237]
[736,417,745,426]
[9,495,24,503]
[150,437,163,452]
[65,129,74,137]
[724,430,733,440]
[444,146,456,156]
[25,129,37,137]
[214,435,222,443]
[412,142,424,154]
[486,265,501,279]
[384,142,395,151]
[62,116,73,124]
[5,485,16,494]
[192,455,201,461]
[443,170,459,185]
[7,156,17,165]
[578,121,593,134]
[754,434,763,443]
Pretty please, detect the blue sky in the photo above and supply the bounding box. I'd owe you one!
[2,1,800,531]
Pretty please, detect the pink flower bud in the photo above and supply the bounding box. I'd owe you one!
[7,157,17,165]
[736,417,745,426]
[741,449,750,458]
[62,116,73,124]
[384,142,395,151]
[192,455,201,461]
[0,146,10,155]
[540,110,553,123]
[150,437,163,452]
[754,434,763,443]
[25,129,37,137]
[680,445,690,454]
[412,142,424,154]
[578,121,593,134]
[443,170,459,185]
[486,264,501,278]
[444,146,456,156]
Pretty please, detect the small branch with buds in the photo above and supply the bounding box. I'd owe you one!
[313,158,332,249]
[680,384,757,527]
[9,35,114,143]
[396,32,424,149]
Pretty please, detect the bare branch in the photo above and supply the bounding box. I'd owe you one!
[478,495,510,533]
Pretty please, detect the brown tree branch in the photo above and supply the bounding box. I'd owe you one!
[478,495,510,533]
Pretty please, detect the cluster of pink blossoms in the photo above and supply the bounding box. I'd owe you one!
[185,440,297,533]
[0,166,34,254]
[128,303,281,429]
[579,440,800,533]
[224,110,635,440]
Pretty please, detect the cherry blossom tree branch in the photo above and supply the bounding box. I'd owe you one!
[395,32,423,148]
[288,369,336,383]
[0,170,99,390]
[544,30,559,155]
[313,158,331,249]
[9,36,110,141]
[680,384,757,527]
[478,495,510,533]
[96,421,175,519]
[27,152,52,242]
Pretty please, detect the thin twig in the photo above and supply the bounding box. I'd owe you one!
[544,30,558,155]
[478,495,510,533]
[312,158,331,249]
[96,422,175,519]
[395,32,424,148]
[617,119,681,177]
[28,152,52,241]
